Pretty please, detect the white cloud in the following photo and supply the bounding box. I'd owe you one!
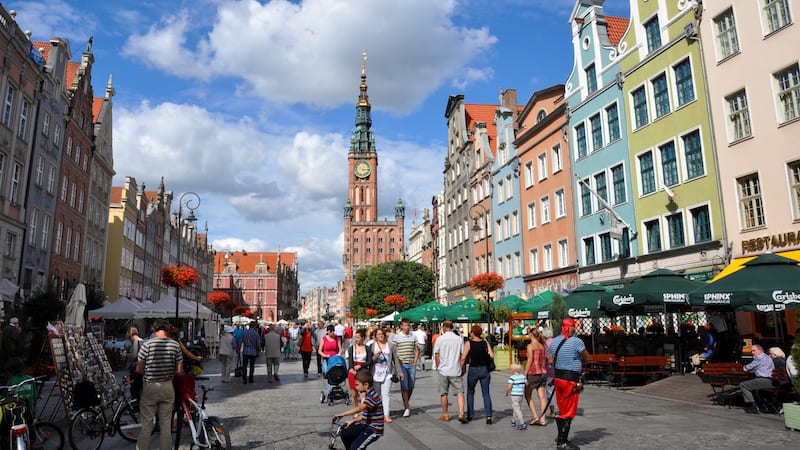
[122,0,498,112]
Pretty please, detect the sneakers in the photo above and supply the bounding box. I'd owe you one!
[511,420,517,427]
[403,409,411,418]
[517,424,528,430]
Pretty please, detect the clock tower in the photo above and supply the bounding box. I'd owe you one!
[342,52,405,314]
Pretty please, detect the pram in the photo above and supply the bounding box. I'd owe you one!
[320,355,350,406]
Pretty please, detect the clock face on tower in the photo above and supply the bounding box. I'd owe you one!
[354,160,372,178]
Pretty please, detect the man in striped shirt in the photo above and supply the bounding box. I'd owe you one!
[136,320,183,450]
[334,368,383,449]
[392,318,419,417]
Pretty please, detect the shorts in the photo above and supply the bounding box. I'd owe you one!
[399,363,416,392]
[527,373,547,389]
[437,373,464,396]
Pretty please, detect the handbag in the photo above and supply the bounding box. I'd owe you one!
[234,362,243,378]
[485,340,496,372]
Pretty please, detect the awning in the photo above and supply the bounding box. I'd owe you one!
[711,249,800,282]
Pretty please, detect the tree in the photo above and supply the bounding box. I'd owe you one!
[350,261,434,320]
[547,293,567,331]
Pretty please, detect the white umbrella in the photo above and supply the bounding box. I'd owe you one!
[65,283,87,326]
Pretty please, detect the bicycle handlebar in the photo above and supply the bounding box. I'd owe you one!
[0,375,48,392]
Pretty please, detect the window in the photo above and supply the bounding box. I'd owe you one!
[66,137,72,156]
[715,8,739,60]
[512,211,519,235]
[75,146,81,163]
[74,232,80,262]
[529,248,539,274]
[645,16,662,52]
[497,180,505,203]
[611,164,627,205]
[690,205,712,243]
[790,161,800,220]
[527,202,537,229]
[18,100,29,138]
[543,244,553,271]
[619,228,631,258]
[558,239,569,268]
[2,85,14,126]
[555,189,566,218]
[10,163,20,204]
[682,130,705,179]
[762,0,791,34]
[674,58,695,106]
[660,141,679,186]
[600,233,613,262]
[78,190,84,212]
[586,63,597,94]
[536,110,547,123]
[639,151,656,195]
[541,196,551,224]
[5,233,15,257]
[667,213,685,248]
[538,153,547,180]
[632,86,649,129]
[505,175,512,199]
[726,90,752,141]
[35,157,44,186]
[42,112,51,137]
[28,209,38,246]
[55,223,62,255]
[65,227,72,259]
[581,180,592,216]
[645,219,662,253]
[47,165,56,194]
[69,182,76,208]
[594,172,608,204]
[41,215,50,250]
[652,73,670,118]
[775,64,800,123]
[53,124,61,147]
[590,114,603,150]
[524,161,534,188]
[552,144,562,173]
[738,174,765,229]
[583,237,596,265]
[606,103,621,142]
[576,124,587,158]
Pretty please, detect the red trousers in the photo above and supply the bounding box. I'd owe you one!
[554,378,580,419]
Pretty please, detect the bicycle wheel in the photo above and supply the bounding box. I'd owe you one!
[32,421,64,450]
[114,402,142,442]
[204,417,231,450]
[68,408,105,450]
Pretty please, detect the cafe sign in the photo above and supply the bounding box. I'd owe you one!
[741,230,800,254]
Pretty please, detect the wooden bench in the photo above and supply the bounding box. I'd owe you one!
[696,362,747,407]
[611,355,670,388]
[585,354,618,385]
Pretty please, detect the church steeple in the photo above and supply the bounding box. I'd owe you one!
[350,51,376,154]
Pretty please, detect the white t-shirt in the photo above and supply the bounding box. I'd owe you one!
[334,324,345,338]
[414,329,427,345]
[434,331,463,377]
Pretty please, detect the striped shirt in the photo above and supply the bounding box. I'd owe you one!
[361,389,384,434]
[549,335,585,373]
[138,338,182,383]
[507,373,526,396]
[392,332,417,364]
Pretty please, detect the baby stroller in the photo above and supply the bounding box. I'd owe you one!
[320,355,350,406]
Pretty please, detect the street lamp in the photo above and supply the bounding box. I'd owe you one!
[472,205,492,337]
[174,191,200,322]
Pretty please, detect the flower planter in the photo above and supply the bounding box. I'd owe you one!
[785,402,800,432]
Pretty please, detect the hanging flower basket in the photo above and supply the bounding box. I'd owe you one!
[161,264,200,288]
[365,308,379,317]
[470,272,505,293]
[233,305,248,315]
[384,294,407,308]
[208,291,231,306]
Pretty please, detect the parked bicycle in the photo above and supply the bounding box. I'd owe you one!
[0,375,64,450]
[67,376,141,450]
[173,375,230,450]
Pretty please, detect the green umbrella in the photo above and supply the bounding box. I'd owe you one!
[396,301,445,322]
[689,253,800,312]
[517,290,556,318]
[600,268,704,314]
[493,294,527,312]
[440,297,485,322]
[532,284,610,319]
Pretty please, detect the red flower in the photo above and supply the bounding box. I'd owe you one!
[470,272,505,293]
[365,308,379,317]
[208,291,231,305]
[161,264,200,288]
[384,294,407,307]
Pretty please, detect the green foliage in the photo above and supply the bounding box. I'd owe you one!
[547,293,567,331]
[24,283,62,328]
[349,261,434,320]
[492,304,511,324]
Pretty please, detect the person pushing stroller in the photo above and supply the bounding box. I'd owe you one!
[332,368,383,449]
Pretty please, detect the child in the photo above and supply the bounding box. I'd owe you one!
[505,363,527,430]
[333,368,383,449]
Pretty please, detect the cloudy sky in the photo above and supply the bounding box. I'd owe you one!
[12,0,628,294]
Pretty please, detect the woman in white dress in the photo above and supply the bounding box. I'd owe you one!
[370,327,402,423]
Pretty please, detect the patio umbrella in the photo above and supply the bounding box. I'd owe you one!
[65,283,87,326]
[493,294,527,312]
[599,268,704,315]
[397,301,445,323]
[440,297,485,322]
[517,290,556,318]
[688,253,800,312]
[559,284,610,318]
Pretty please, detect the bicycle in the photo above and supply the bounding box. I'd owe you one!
[0,375,64,450]
[173,375,230,450]
[67,377,141,450]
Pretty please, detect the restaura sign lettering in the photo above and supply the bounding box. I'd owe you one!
[772,290,800,304]
[612,294,634,306]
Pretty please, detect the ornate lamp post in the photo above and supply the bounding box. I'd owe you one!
[174,192,200,321]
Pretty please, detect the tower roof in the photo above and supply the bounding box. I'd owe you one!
[349,51,376,155]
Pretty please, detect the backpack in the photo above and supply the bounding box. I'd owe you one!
[72,380,100,409]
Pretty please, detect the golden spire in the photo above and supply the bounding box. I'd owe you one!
[357,50,369,107]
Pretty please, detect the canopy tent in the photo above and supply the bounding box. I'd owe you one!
[89,297,143,320]
[133,295,214,319]
[689,253,800,312]
[493,294,527,312]
[65,283,87,326]
[440,297,484,322]
[396,301,446,323]
[369,311,399,322]
[599,269,704,315]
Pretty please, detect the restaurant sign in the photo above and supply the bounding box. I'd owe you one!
[741,230,800,254]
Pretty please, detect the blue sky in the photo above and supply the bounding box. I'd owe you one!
[12,0,629,293]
